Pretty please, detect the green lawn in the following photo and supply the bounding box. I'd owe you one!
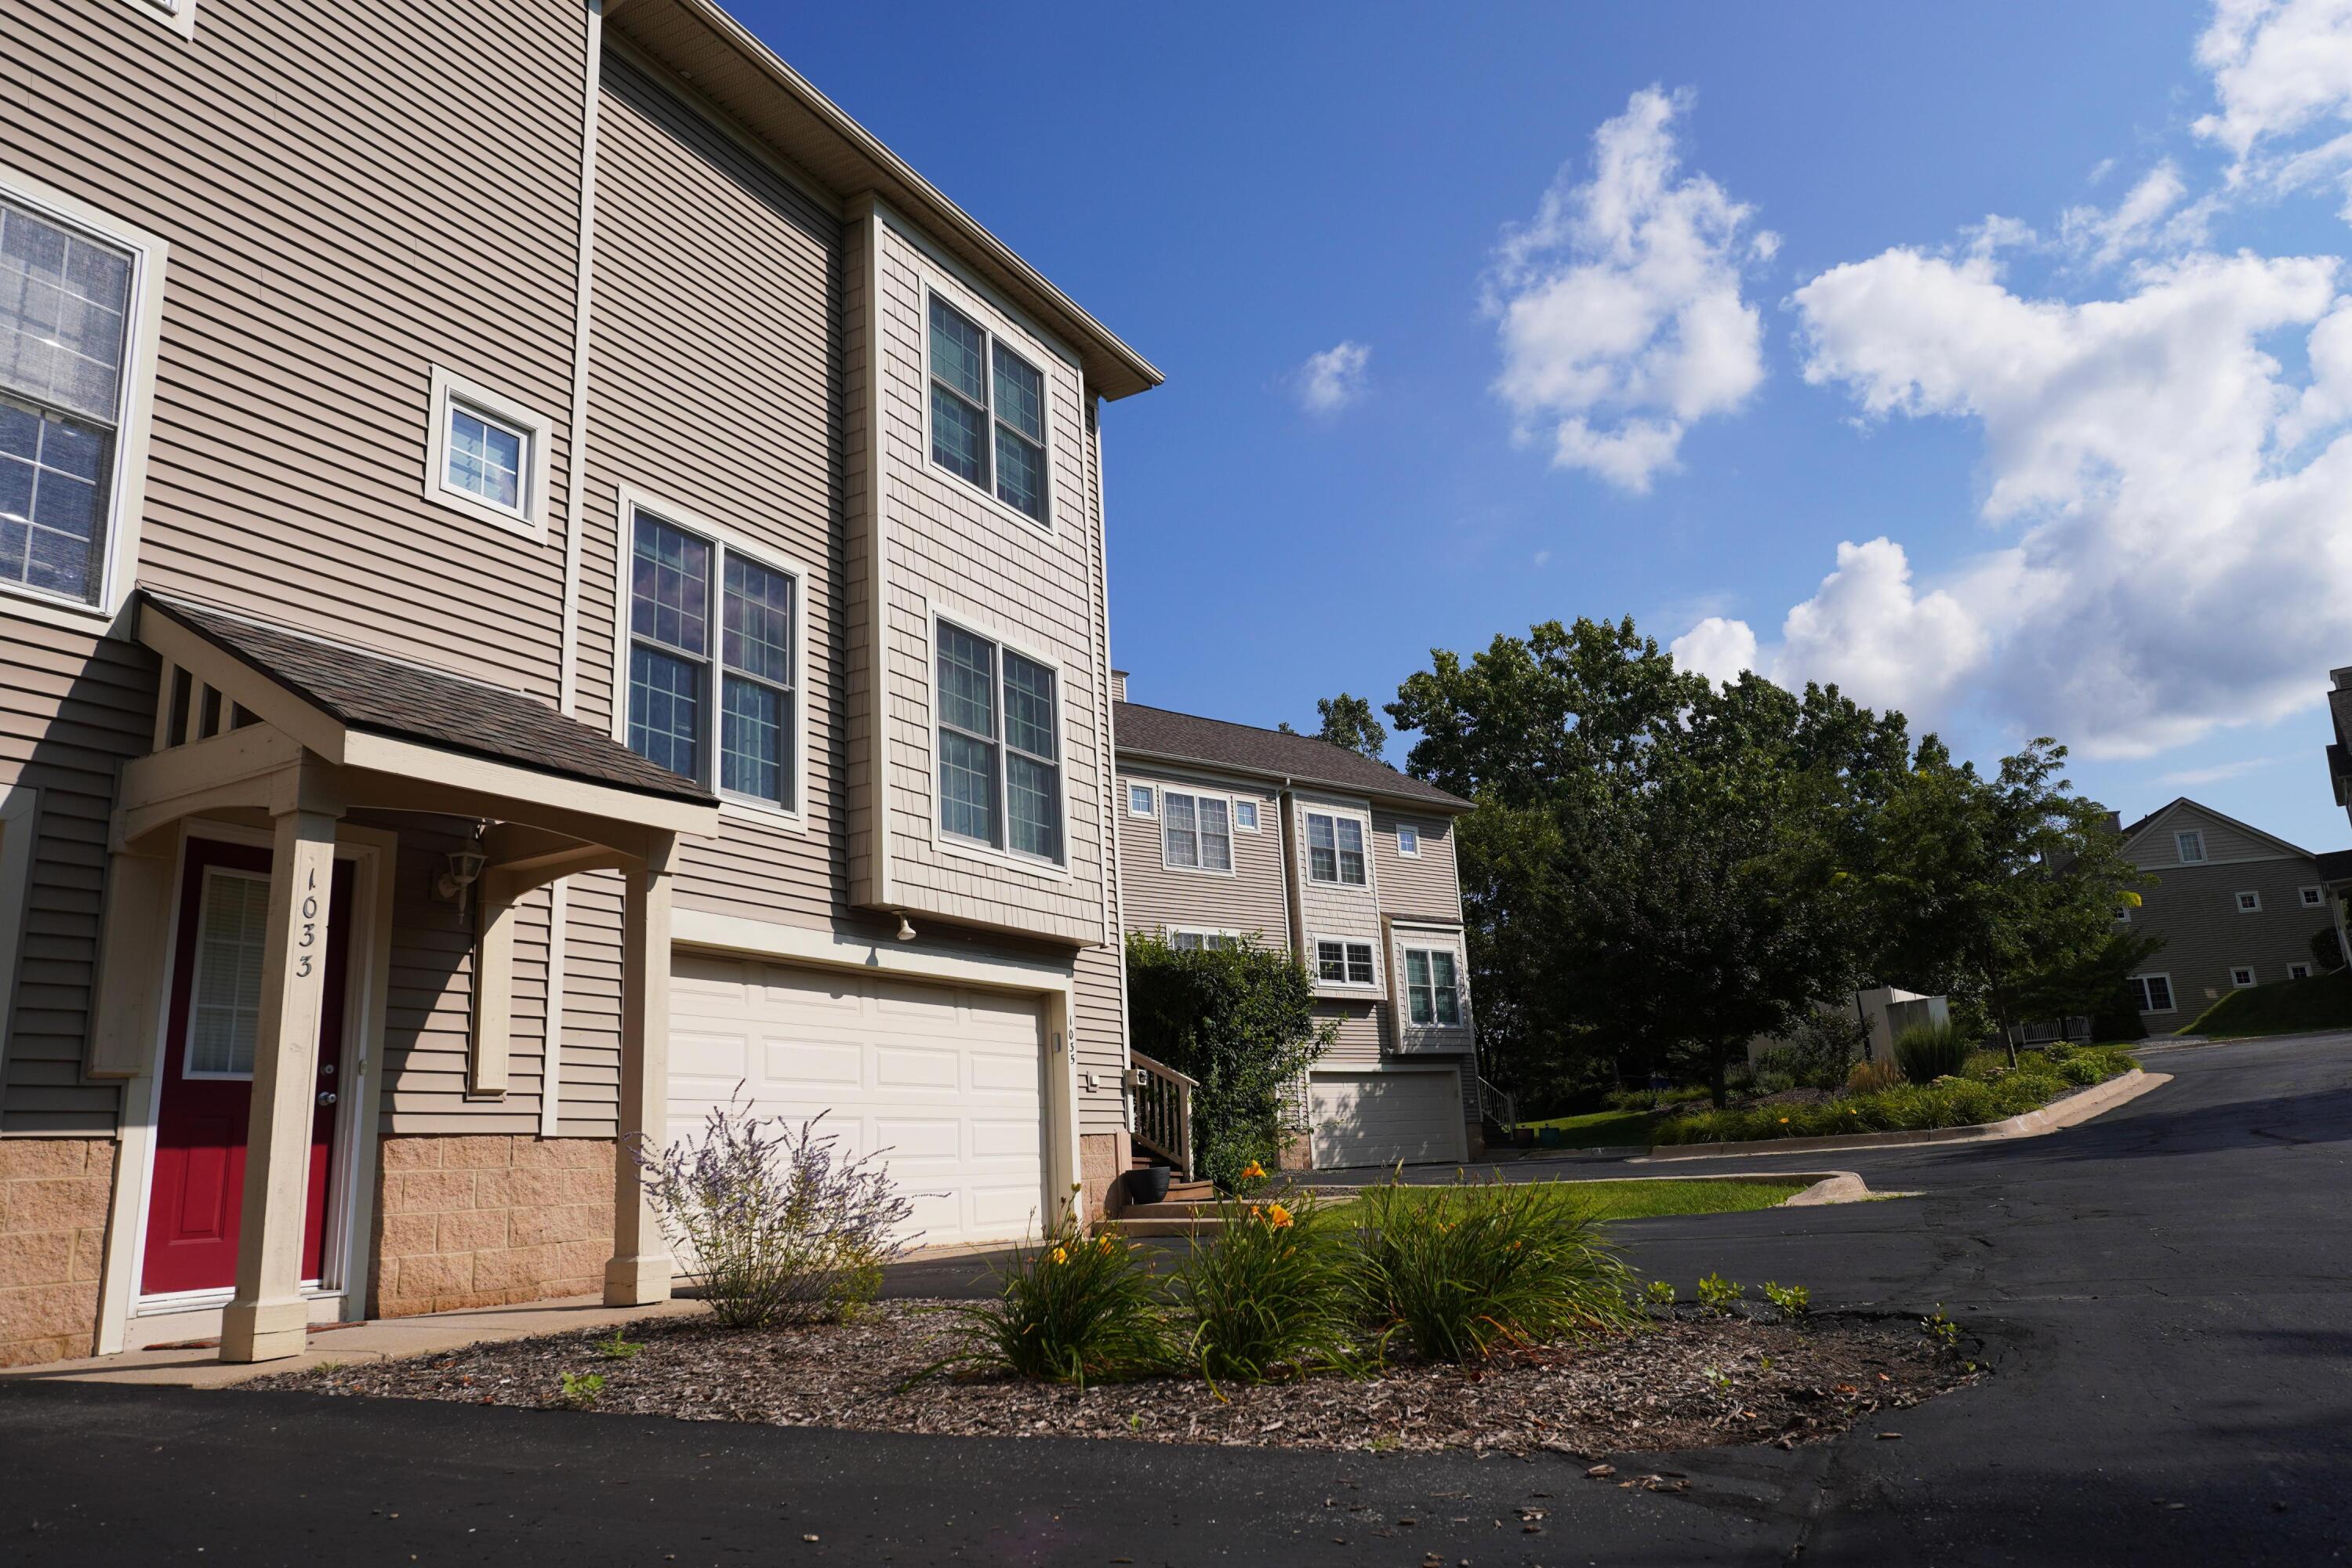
[1326,1177,1809,1222]
[1515,1107,1662,1148]
[2180,969,2352,1039]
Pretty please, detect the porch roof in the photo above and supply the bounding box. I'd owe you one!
[142,595,715,808]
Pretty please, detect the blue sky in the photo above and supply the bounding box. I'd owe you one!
[744,0,2352,853]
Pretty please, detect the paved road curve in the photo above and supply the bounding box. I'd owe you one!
[2,1035,2346,1565]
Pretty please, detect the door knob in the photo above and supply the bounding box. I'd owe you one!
[318,1091,338,1106]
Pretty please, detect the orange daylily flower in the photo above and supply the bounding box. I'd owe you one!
[1262,1202,1294,1229]
[1048,1246,1069,1265]
[1240,1160,1268,1180]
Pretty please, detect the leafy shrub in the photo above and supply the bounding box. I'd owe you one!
[1778,1008,1870,1089]
[630,1098,913,1330]
[1125,935,1335,1189]
[1762,1280,1809,1316]
[928,1197,1169,1385]
[1846,1058,1903,1095]
[1752,1069,1797,1095]
[1349,1178,1636,1363]
[1171,1190,1358,1389]
[597,1330,641,1361]
[1960,1049,2013,1083]
[557,1371,604,1409]
[1644,1278,1677,1307]
[1652,1048,2136,1145]
[1893,1022,1971,1083]
[1697,1272,1741,1315]
[2313,924,2347,974]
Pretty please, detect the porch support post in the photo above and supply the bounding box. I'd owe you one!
[470,868,524,1098]
[220,791,343,1363]
[604,833,676,1306]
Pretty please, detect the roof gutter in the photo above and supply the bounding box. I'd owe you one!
[644,0,1163,401]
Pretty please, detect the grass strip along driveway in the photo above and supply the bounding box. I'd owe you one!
[1324,1178,1809,1222]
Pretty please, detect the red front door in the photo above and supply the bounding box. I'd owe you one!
[142,837,355,1298]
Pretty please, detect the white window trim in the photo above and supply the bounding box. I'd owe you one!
[2131,971,2176,1013]
[1126,783,1156,818]
[0,164,169,630]
[919,279,1056,536]
[122,0,197,39]
[924,600,1073,880]
[2235,890,2263,913]
[1157,786,1237,878]
[1167,926,1244,952]
[608,484,809,829]
[1311,932,1380,990]
[2300,885,2325,908]
[2176,830,2207,864]
[0,785,36,1083]
[180,866,272,1081]
[2229,966,2257,989]
[1400,944,1465,1029]
[424,366,554,540]
[1301,804,1375,892]
[2288,961,2313,980]
[2114,905,2132,923]
[1232,798,1261,833]
[1395,822,1422,858]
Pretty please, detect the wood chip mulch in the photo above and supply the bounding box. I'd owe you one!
[249,1303,1981,1457]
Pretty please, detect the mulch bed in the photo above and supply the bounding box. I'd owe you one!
[252,1302,1981,1457]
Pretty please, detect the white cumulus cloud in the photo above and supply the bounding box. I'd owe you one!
[2194,0,2352,219]
[1487,86,1773,493]
[1668,615,1759,687]
[1294,340,1371,413]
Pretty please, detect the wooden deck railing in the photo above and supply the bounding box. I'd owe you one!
[1127,1051,1196,1181]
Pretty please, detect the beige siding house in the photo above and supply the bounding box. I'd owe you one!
[1112,688,1481,1170]
[0,0,1156,1369]
[2115,800,2343,1027]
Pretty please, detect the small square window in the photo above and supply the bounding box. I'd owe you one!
[1397,824,1421,857]
[2230,966,2256,988]
[2288,962,2313,980]
[2176,829,2206,864]
[2301,886,2325,908]
[2113,905,2132,924]
[2235,891,2262,913]
[1232,800,1258,831]
[1127,783,1155,818]
[425,368,550,537]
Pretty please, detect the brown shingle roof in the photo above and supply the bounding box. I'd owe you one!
[148,596,715,804]
[1112,701,1469,812]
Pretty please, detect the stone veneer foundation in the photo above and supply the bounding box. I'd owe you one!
[372,1134,615,1317]
[0,1138,116,1368]
[1078,1129,1131,1221]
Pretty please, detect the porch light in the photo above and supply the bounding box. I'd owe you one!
[436,847,489,920]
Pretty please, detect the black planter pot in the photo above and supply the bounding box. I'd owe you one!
[1125,1165,1173,1206]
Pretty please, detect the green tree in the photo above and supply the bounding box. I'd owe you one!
[1312,692,1388,759]
[1860,738,2154,1064]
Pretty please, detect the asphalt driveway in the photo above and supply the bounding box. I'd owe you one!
[4,1033,2347,1566]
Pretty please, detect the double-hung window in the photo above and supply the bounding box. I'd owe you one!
[1,196,136,608]
[2176,830,2206,863]
[623,505,797,810]
[1160,789,1232,873]
[936,621,1063,864]
[2129,974,2174,1012]
[927,294,1049,524]
[1305,811,1367,886]
[1316,938,1374,986]
[1403,948,1461,1025]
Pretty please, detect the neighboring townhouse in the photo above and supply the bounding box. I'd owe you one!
[0,0,1157,1367]
[1110,685,1483,1169]
[2113,800,2344,1028]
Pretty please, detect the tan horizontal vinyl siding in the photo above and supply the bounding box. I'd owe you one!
[1373,810,1463,924]
[5,0,588,692]
[0,621,149,1134]
[872,219,1109,947]
[1314,1000,1387,1066]
[584,53,846,937]
[2127,857,2332,1017]
[1117,769,1290,950]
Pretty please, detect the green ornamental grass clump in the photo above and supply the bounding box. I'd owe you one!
[1172,1188,1359,1391]
[927,1197,1170,1386]
[1350,1178,1638,1363]
[1892,1021,1972,1083]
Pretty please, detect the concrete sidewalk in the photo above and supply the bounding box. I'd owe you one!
[0,1293,711,1388]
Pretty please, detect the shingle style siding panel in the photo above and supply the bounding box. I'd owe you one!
[1373,809,1463,924]
[870,218,1112,948]
[2,0,592,1133]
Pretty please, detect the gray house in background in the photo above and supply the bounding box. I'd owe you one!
[1109,680,1482,1169]
[2114,800,2345,1027]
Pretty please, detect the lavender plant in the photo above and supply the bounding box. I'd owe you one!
[628,1094,916,1330]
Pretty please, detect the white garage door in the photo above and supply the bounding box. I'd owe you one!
[1310,1069,1468,1169]
[666,953,1048,1249]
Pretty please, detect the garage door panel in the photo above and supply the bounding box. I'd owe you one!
[965,992,1043,1036]
[873,978,960,1021]
[758,968,859,1011]
[967,1048,1037,1094]
[968,1116,1040,1159]
[873,1045,960,1090]
[670,1029,752,1080]
[1311,1071,1466,1168]
[763,1039,864,1086]
[967,1180,1045,1232]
